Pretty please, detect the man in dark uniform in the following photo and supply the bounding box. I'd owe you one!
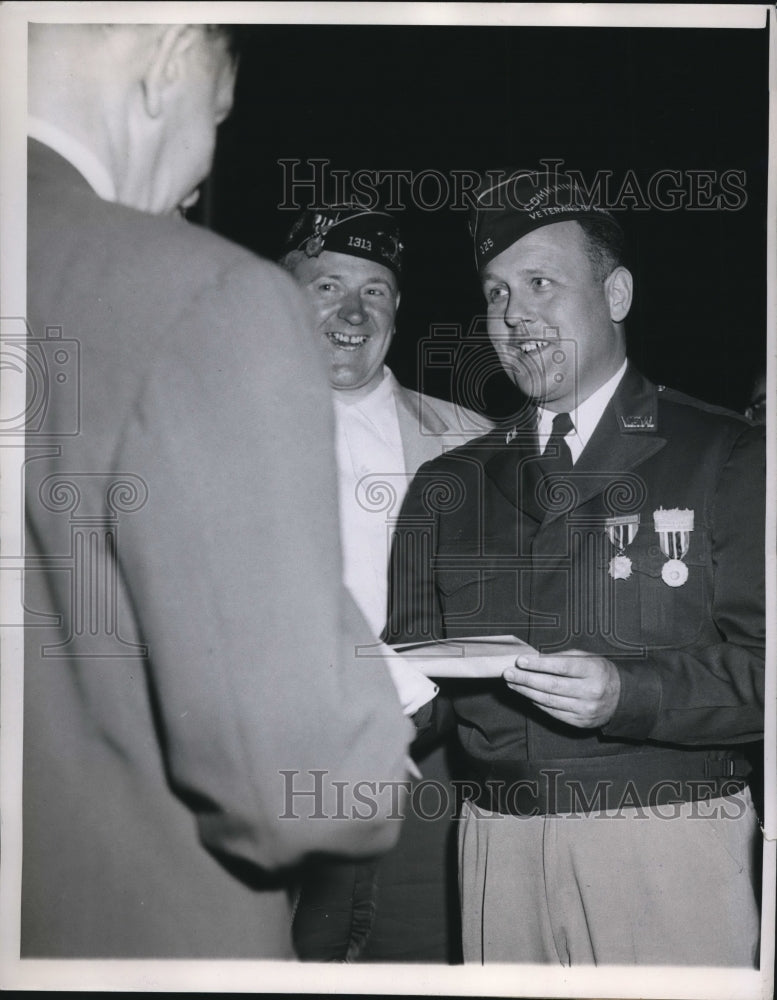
[385,170,764,965]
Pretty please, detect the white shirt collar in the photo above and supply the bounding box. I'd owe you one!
[537,358,628,463]
[333,366,397,415]
[28,115,116,202]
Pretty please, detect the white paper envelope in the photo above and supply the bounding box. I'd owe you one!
[388,635,536,678]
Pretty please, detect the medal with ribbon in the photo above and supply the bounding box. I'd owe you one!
[653,507,694,587]
[604,514,639,580]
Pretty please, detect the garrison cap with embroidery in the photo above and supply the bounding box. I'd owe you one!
[282,203,403,281]
[468,170,622,268]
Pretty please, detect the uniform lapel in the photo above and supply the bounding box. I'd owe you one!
[543,365,667,524]
[483,367,667,527]
[482,406,546,525]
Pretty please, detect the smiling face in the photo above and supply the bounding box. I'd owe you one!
[481,221,631,412]
[291,250,400,400]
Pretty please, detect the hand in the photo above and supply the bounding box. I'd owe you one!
[503,649,621,728]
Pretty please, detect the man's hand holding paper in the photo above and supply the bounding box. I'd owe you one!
[503,650,622,728]
[389,635,536,679]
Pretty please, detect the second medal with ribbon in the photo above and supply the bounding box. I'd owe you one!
[653,506,694,587]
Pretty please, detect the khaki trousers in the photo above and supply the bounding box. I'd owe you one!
[458,788,761,966]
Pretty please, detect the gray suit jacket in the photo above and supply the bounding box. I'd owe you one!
[23,139,412,958]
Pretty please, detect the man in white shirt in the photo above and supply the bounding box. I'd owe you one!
[281,204,492,962]
[385,170,764,965]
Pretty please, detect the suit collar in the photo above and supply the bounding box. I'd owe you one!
[393,385,447,473]
[394,384,448,436]
[28,122,116,201]
[28,138,98,198]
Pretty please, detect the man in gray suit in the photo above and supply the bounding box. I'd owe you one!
[23,23,412,958]
[281,205,491,962]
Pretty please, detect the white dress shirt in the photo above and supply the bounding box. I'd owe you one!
[334,368,437,716]
[536,359,628,463]
[334,368,407,635]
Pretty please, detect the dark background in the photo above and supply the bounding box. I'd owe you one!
[196,22,769,421]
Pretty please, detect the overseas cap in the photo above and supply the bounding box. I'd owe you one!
[469,170,621,269]
[282,203,403,281]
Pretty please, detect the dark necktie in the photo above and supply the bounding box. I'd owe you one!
[514,411,574,530]
[540,411,574,474]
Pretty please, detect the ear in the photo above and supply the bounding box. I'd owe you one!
[142,25,199,119]
[394,290,402,311]
[604,266,633,323]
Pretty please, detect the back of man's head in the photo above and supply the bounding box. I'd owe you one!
[29,23,237,216]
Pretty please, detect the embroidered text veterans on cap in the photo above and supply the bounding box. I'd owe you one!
[468,170,622,268]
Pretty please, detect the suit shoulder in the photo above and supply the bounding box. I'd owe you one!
[126,206,295,295]
[28,175,313,386]
[30,161,297,304]
[110,211,310,358]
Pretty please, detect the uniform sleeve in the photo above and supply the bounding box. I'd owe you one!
[604,422,765,744]
[384,465,461,747]
[384,461,447,647]
[116,257,413,871]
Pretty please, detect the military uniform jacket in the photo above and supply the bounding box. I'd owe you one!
[385,365,764,810]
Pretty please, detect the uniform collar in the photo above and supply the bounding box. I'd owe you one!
[536,358,628,456]
[486,364,666,521]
